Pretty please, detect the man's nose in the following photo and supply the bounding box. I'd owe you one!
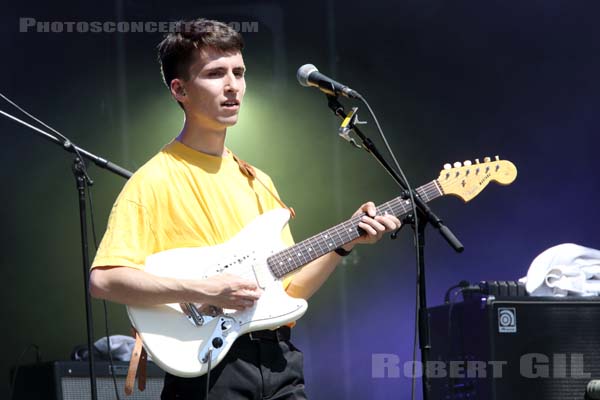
[224,71,239,92]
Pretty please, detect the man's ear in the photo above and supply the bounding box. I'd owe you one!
[170,79,187,102]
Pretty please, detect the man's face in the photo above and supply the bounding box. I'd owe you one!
[178,47,246,130]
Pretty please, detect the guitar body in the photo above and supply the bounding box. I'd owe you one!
[126,208,308,378]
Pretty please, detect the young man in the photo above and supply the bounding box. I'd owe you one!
[89,18,401,399]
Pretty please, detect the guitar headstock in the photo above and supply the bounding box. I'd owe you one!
[436,156,517,202]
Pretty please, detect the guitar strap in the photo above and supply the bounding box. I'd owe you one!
[125,153,294,395]
[232,153,296,219]
[125,328,147,395]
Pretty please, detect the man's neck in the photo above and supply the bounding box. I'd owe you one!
[176,119,228,157]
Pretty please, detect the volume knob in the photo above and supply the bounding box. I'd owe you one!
[212,337,224,349]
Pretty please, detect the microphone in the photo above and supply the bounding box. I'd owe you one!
[296,64,361,99]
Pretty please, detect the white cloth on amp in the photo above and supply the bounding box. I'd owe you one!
[94,335,137,361]
[519,243,600,296]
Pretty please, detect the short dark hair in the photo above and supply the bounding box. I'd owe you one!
[157,18,244,89]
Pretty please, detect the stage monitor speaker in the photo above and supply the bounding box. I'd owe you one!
[11,360,164,399]
[427,296,600,400]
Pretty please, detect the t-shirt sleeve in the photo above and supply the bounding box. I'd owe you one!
[91,198,157,270]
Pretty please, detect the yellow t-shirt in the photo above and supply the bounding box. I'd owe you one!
[92,140,295,281]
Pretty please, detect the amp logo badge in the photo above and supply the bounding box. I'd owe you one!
[498,307,517,333]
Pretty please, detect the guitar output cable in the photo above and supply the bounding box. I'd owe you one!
[205,348,213,399]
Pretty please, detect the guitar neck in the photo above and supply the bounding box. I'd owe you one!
[267,180,443,278]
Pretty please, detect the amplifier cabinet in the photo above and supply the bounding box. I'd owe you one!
[427,297,600,400]
[11,360,164,399]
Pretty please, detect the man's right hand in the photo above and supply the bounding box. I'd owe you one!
[188,273,262,311]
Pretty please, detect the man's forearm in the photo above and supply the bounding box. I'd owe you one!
[89,266,191,306]
[90,266,262,310]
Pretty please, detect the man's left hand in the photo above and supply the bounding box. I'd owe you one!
[341,201,401,251]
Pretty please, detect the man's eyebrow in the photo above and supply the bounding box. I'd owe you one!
[204,66,226,72]
[203,66,246,72]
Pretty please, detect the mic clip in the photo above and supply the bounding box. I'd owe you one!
[338,107,365,149]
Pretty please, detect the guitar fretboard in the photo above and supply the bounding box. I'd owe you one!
[267,180,443,278]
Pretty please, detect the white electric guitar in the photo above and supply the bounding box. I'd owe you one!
[127,157,517,377]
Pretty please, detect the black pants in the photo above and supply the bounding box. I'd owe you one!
[161,328,307,399]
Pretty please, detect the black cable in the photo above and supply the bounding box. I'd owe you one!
[446,288,466,398]
[102,301,122,399]
[356,95,421,400]
[88,183,122,400]
[8,344,41,400]
[88,181,99,248]
[0,93,120,399]
[444,281,471,304]
[445,282,484,398]
[447,285,467,341]
[446,282,483,339]
[411,274,420,400]
[205,348,213,399]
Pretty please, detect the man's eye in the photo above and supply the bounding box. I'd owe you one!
[235,71,245,77]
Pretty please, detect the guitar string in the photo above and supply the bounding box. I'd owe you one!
[268,182,441,276]
[270,179,450,275]
[269,170,486,276]
[268,180,445,277]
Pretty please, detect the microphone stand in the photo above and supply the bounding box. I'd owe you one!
[324,95,463,400]
[1,109,132,400]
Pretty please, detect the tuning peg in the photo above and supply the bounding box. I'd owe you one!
[495,155,500,161]
[443,163,452,170]
[453,161,462,168]
[484,157,491,162]
[475,158,480,164]
[463,160,472,166]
